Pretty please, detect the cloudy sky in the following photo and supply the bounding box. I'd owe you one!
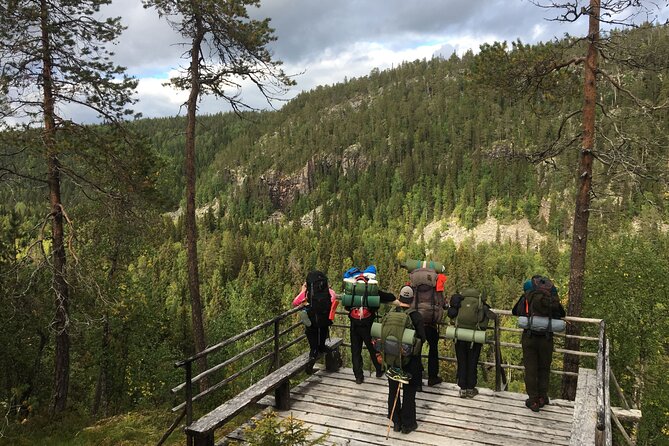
[100,0,668,121]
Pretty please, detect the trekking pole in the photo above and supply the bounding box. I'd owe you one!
[386,382,402,440]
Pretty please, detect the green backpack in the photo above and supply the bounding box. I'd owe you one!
[455,288,488,331]
[380,308,420,368]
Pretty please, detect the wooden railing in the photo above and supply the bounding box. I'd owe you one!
[158,306,305,446]
[161,302,640,445]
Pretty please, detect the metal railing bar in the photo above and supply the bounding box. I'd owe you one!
[173,334,275,393]
[172,351,274,413]
[175,307,300,367]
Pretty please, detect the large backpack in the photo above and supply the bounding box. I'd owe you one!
[379,308,420,368]
[524,276,559,318]
[306,270,331,327]
[455,288,488,331]
[409,267,444,325]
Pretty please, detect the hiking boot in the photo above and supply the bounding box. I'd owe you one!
[427,376,443,386]
[459,388,467,398]
[416,384,423,392]
[525,398,540,412]
[355,376,364,385]
[401,423,418,434]
[386,367,410,384]
[393,424,402,432]
[538,396,550,408]
[466,388,479,398]
[375,368,385,378]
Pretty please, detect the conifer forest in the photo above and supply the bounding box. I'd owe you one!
[1,1,668,445]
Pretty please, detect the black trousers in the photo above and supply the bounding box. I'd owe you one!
[350,317,382,379]
[305,325,329,358]
[454,340,482,389]
[521,331,554,400]
[424,325,440,380]
[387,356,421,428]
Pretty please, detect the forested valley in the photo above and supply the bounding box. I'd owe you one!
[1,17,668,446]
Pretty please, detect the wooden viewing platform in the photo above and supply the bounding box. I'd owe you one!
[226,366,576,446]
[161,307,641,446]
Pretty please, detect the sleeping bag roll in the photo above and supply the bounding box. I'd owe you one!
[343,278,379,296]
[371,322,415,345]
[517,316,566,333]
[445,326,487,344]
[400,259,446,273]
[341,294,381,308]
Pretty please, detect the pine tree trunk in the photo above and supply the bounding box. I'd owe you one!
[562,0,599,401]
[185,15,208,389]
[41,0,70,414]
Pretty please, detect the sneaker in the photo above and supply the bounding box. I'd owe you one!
[401,423,418,434]
[427,376,443,386]
[386,367,410,384]
[458,388,467,398]
[375,369,385,378]
[355,376,364,384]
[538,396,550,408]
[525,398,540,412]
[466,388,479,398]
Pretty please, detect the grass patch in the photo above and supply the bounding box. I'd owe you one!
[0,405,266,446]
[0,410,183,446]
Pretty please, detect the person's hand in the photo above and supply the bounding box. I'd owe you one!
[300,282,307,293]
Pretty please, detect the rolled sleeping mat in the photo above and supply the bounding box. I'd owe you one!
[517,316,566,333]
[341,294,381,308]
[400,259,446,273]
[371,322,416,345]
[445,326,487,344]
[343,278,379,296]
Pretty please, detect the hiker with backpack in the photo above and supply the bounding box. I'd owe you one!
[381,285,425,435]
[447,288,496,398]
[512,275,566,412]
[407,266,447,387]
[342,265,399,384]
[293,270,339,374]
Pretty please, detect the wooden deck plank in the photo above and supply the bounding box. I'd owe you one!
[285,399,570,446]
[312,373,573,423]
[286,387,571,438]
[235,366,577,445]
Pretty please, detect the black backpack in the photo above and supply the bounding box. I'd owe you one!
[306,270,331,327]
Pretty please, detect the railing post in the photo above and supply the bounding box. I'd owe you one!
[185,361,194,446]
[494,316,502,392]
[273,318,281,370]
[595,320,608,446]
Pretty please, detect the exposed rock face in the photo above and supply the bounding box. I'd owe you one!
[258,144,368,209]
[422,216,547,250]
[341,143,370,176]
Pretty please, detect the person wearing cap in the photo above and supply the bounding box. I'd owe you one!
[387,285,426,434]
